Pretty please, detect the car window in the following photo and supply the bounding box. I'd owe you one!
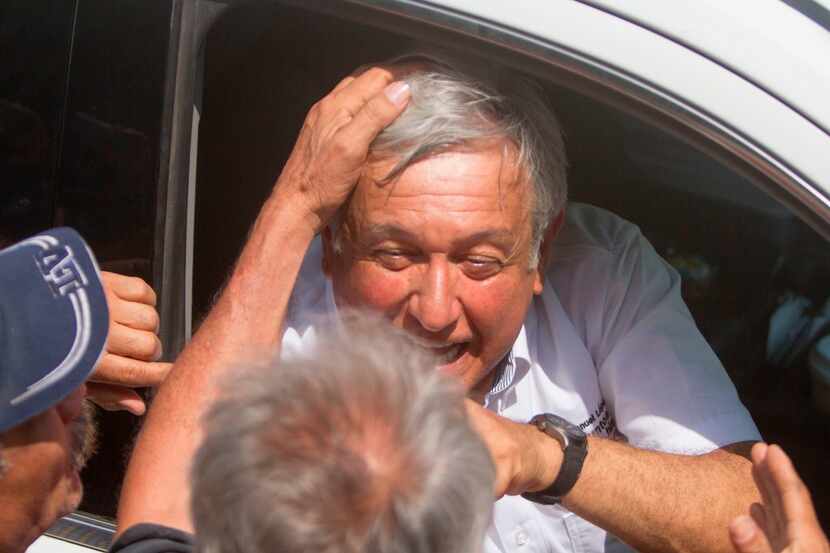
[2,0,173,527]
[193,1,830,532]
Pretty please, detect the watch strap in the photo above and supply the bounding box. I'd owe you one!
[521,415,588,505]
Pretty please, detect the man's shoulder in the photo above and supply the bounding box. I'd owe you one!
[546,203,645,281]
[554,203,642,255]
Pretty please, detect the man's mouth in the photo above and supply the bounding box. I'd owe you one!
[433,343,466,365]
[408,338,468,366]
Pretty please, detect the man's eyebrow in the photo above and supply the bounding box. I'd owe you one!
[363,224,418,242]
[363,224,517,249]
[454,229,518,250]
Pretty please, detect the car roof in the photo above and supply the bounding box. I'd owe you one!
[579,0,830,136]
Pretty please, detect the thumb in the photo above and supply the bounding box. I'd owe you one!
[730,515,774,553]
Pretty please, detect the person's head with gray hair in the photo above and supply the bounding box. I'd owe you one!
[190,314,496,553]
[333,52,568,268]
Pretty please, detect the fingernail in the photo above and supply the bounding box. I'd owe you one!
[384,81,410,106]
[730,516,756,544]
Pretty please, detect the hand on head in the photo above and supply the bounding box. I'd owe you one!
[729,443,829,553]
[87,271,171,415]
[271,67,411,235]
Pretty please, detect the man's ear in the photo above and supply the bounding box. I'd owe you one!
[321,226,335,277]
[532,208,567,295]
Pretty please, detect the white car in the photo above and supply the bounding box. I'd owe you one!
[26,0,830,550]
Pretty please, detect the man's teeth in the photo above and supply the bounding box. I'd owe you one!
[434,344,463,364]
[408,339,465,363]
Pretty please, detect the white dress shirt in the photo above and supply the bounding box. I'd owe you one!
[282,203,761,553]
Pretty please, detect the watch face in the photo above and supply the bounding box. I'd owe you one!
[534,413,586,443]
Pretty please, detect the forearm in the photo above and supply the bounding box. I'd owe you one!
[117,69,409,534]
[116,194,316,533]
[562,438,760,553]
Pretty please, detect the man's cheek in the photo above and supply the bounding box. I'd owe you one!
[467,278,530,318]
[70,402,99,472]
[343,266,410,312]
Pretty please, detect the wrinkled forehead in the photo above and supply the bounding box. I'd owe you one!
[351,141,534,221]
[365,139,525,186]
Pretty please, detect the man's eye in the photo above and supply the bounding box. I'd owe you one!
[375,251,413,270]
[461,257,502,279]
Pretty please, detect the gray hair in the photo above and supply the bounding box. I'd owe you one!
[336,53,568,268]
[191,313,495,553]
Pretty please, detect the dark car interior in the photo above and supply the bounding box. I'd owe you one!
[2,0,828,534]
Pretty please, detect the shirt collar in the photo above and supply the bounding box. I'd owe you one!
[485,299,537,407]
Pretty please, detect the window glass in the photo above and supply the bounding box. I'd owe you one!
[1,0,174,520]
[0,0,75,247]
[60,0,175,518]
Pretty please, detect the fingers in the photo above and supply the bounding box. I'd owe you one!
[764,444,819,527]
[750,502,770,537]
[103,272,160,332]
[101,271,157,306]
[464,399,524,498]
[91,352,172,388]
[95,272,168,415]
[750,442,769,465]
[730,514,774,553]
[329,67,395,117]
[332,75,356,94]
[752,443,786,539]
[86,382,148,416]
[108,295,161,332]
[107,322,163,361]
[337,80,410,147]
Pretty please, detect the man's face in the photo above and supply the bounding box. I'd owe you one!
[324,141,544,401]
[0,386,97,547]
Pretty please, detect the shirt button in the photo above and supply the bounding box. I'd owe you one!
[515,530,529,546]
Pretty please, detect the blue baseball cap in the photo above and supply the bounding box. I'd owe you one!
[0,228,109,433]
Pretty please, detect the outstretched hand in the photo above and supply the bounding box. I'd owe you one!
[271,67,411,234]
[729,443,829,553]
[88,271,172,415]
[464,399,563,498]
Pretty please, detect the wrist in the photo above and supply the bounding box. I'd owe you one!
[257,191,321,243]
[527,422,565,492]
[269,174,342,238]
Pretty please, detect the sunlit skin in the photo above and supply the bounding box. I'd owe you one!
[323,141,546,403]
[0,386,87,553]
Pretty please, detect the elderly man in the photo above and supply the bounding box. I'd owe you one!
[119,56,762,553]
[111,316,495,553]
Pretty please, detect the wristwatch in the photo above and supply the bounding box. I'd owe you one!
[521,413,588,505]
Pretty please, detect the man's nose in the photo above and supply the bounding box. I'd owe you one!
[409,258,462,333]
[56,384,86,424]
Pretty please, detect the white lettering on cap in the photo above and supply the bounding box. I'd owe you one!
[9,236,93,406]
